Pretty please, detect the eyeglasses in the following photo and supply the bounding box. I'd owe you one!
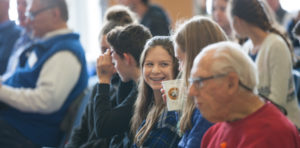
[189,73,288,115]
[188,74,227,89]
[25,5,57,21]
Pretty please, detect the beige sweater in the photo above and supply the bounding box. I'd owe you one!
[254,33,300,128]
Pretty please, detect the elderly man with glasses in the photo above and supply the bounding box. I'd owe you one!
[188,41,300,148]
[0,0,88,147]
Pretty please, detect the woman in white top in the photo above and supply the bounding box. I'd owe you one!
[229,0,300,128]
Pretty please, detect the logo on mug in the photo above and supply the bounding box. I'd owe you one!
[168,87,179,100]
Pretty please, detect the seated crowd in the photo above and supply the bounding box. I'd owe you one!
[0,0,300,147]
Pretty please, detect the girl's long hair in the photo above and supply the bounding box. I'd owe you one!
[230,0,293,61]
[131,36,179,146]
[173,16,228,133]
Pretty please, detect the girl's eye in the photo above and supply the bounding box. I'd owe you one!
[145,63,153,67]
[160,63,169,67]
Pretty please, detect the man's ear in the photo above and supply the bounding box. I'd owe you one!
[227,72,239,95]
[51,7,60,19]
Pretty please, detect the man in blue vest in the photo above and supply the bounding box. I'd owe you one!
[0,0,88,147]
[0,0,22,75]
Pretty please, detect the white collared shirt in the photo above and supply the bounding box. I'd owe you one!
[0,28,81,113]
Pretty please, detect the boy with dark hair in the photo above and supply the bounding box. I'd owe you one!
[66,24,151,148]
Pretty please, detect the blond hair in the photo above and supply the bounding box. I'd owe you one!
[173,16,228,133]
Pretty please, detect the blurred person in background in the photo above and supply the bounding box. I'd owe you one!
[211,0,249,46]
[0,0,22,75]
[287,11,300,52]
[194,0,208,15]
[117,0,170,36]
[230,0,300,128]
[212,0,233,40]
[2,0,35,81]
[293,20,300,41]
[266,0,293,26]
[0,0,88,147]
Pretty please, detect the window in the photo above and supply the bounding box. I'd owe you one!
[280,0,300,12]
[9,0,104,64]
[67,0,102,63]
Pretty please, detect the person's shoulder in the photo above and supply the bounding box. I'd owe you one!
[192,109,213,127]
[11,21,22,32]
[1,21,22,36]
[192,109,204,122]
[147,5,168,17]
[246,121,299,146]
[204,122,222,133]
[265,33,286,45]
[149,5,164,12]
[262,33,289,52]
[247,103,298,135]
[48,32,83,51]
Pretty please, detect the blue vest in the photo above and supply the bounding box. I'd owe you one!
[0,21,22,75]
[1,33,88,146]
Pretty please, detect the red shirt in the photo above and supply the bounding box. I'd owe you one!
[201,102,300,148]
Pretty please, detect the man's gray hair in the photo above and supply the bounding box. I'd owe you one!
[200,41,258,93]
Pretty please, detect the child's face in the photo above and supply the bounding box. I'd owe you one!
[143,46,175,91]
